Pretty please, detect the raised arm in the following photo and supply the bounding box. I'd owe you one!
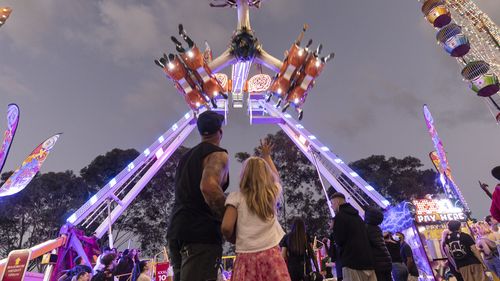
[201,151,229,220]
[258,138,279,178]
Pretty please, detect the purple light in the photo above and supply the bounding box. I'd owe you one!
[232,61,251,93]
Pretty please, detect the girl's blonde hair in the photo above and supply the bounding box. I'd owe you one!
[239,157,280,221]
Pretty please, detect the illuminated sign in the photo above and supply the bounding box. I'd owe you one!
[412,199,466,224]
[422,105,469,212]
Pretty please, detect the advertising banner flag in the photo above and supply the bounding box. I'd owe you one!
[0,104,19,173]
[0,134,60,197]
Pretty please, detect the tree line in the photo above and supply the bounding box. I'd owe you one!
[0,130,440,258]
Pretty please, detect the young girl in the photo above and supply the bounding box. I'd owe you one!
[221,139,291,281]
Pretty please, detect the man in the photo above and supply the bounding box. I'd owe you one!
[444,220,487,281]
[485,215,499,233]
[93,247,113,274]
[167,110,229,281]
[489,166,500,222]
[395,232,419,281]
[331,192,376,281]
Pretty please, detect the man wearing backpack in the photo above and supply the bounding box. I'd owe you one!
[444,220,487,281]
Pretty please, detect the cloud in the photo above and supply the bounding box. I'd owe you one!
[61,0,232,66]
[332,105,377,137]
[1,0,58,55]
[0,67,34,99]
[63,1,160,64]
[438,98,492,127]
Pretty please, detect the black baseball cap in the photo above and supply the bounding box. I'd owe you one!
[197,111,224,136]
[492,166,500,181]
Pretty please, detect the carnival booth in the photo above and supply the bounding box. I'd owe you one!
[381,196,470,281]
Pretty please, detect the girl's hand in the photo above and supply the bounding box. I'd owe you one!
[259,138,274,157]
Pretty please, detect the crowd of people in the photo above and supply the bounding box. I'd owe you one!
[59,247,158,281]
[66,111,500,281]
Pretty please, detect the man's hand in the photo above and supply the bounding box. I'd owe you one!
[479,180,493,198]
[201,151,229,220]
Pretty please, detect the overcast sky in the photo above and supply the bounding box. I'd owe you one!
[0,0,499,219]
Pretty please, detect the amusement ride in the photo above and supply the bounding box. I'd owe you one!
[0,0,498,280]
[0,1,390,280]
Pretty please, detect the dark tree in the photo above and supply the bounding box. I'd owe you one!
[0,171,90,257]
[349,155,440,205]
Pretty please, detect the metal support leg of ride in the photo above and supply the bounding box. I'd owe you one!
[260,100,391,213]
[94,122,197,238]
[107,199,113,249]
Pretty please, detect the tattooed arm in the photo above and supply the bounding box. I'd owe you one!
[200,151,229,220]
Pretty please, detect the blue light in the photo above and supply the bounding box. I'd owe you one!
[334,158,343,164]
[144,148,150,156]
[90,195,98,205]
[321,146,330,152]
[366,185,375,191]
[350,172,359,177]
[284,113,292,118]
[155,148,164,158]
[172,123,178,131]
[109,178,117,187]
[296,124,304,129]
[127,162,135,172]
[158,135,165,143]
[382,199,391,207]
[308,135,317,140]
[67,213,77,224]
[184,112,190,119]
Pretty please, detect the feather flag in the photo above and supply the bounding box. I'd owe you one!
[0,134,61,197]
[0,104,20,173]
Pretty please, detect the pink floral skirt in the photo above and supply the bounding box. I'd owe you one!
[232,246,291,281]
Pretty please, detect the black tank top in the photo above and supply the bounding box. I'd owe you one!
[167,142,229,244]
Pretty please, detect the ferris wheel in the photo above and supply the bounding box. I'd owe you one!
[419,0,500,121]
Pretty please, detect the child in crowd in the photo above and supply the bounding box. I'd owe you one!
[221,139,290,281]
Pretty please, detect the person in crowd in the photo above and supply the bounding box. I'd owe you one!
[395,232,419,281]
[167,111,229,281]
[441,229,464,281]
[114,249,137,281]
[364,207,392,281]
[92,253,117,281]
[444,220,487,281]
[59,256,93,281]
[94,247,113,274]
[475,221,500,278]
[73,271,91,281]
[221,139,291,281]
[131,250,142,281]
[278,217,318,281]
[383,232,408,281]
[331,192,376,281]
[321,237,334,279]
[485,215,499,233]
[326,218,342,281]
[135,260,151,281]
[489,167,500,222]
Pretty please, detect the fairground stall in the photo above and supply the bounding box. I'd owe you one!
[381,197,471,281]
